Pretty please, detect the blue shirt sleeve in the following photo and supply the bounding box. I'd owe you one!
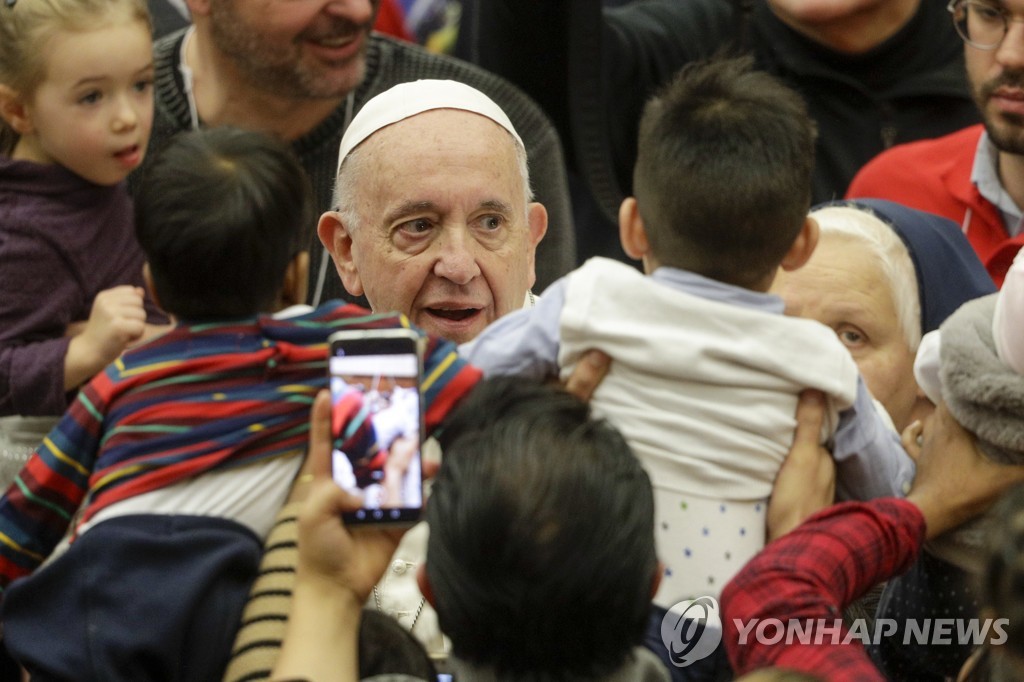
[833,376,916,501]
[458,278,568,380]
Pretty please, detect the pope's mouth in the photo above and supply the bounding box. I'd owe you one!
[426,308,481,322]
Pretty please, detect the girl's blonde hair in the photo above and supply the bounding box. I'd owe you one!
[0,0,151,154]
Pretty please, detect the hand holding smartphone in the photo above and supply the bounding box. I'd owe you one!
[328,328,425,526]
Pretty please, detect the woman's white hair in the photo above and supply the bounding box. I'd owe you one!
[809,205,922,351]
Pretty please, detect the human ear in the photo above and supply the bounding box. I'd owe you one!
[618,197,650,262]
[0,84,32,135]
[142,262,162,312]
[317,211,363,297]
[780,216,820,272]
[525,202,548,290]
[279,251,310,309]
[650,560,664,600]
[184,0,210,18]
[415,563,436,609]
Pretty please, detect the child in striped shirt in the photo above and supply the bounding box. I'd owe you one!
[0,127,478,681]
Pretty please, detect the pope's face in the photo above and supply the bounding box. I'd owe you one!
[319,109,547,344]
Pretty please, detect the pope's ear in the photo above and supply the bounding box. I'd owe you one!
[317,210,364,297]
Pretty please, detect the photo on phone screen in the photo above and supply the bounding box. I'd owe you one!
[328,330,424,525]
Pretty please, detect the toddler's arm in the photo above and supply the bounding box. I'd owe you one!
[993,246,1024,375]
[832,378,915,501]
[0,386,102,594]
[458,279,567,379]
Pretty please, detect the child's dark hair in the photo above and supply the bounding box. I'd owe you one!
[633,56,817,288]
[357,610,438,679]
[428,377,657,678]
[134,127,314,320]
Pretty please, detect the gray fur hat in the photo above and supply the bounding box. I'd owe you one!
[940,293,1024,464]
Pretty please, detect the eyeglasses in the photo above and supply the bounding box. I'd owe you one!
[949,0,1024,50]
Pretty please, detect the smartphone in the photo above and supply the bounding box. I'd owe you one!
[328,328,425,525]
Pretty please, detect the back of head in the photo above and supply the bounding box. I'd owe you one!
[134,127,314,320]
[633,56,816,288]
[0,0,150,154]
[358,609,438,680]
[427,377,657,678]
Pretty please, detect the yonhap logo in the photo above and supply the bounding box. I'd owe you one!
[660,596,722,667]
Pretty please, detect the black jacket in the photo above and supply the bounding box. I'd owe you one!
[467,0,980,219]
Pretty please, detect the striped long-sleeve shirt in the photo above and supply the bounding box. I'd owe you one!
[0,301,480,593]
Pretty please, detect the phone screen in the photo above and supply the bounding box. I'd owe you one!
[328,331,423,525]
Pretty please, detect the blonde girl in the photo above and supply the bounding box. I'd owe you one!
[0,0,164,480]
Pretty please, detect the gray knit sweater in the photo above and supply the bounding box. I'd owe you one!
[145,30,576,305]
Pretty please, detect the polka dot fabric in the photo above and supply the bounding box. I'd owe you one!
[654,489,766,605]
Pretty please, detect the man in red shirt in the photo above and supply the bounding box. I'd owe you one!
[847,0,1024,286]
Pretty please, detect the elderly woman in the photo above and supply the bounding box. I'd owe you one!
[773,199,995,432]
[775,199,996,680]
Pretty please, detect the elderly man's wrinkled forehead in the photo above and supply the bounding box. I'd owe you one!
[333,109,532,214]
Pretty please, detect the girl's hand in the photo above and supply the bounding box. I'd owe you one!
[64,286,146,389]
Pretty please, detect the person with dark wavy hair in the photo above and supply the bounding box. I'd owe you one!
[424,376,662,680]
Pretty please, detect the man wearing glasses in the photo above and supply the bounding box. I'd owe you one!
[849,0,1024,287]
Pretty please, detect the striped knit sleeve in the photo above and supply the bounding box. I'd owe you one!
[224,313,480,681]
[222,504,302,682]
[0,375,110,594]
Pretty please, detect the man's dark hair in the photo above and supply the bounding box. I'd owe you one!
[134,127,314,320]
[633,56,816,288]
[358,610,438,679]
[427,377,657,678]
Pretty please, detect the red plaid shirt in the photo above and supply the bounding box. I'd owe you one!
[720,499,925,680]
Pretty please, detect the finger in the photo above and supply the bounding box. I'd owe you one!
[307,390,333,479]
[565,349,611,402]
[297,479,361,540]
[794,389,825,435]
[99,285,140,301]
[287,393,331,504]
[991,463,1024,490]
[121,319,147,344]
[788,389,826,462]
